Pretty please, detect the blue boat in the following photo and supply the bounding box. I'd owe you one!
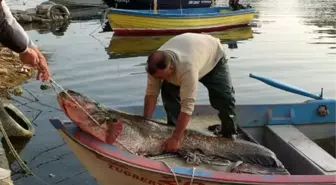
[50,73,336,185]
[102,0,214,9]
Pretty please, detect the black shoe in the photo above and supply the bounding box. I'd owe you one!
[208,124,221,132]
[208,124,222,136]
[167,121,176,126]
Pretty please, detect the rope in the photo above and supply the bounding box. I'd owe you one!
[0,119,196,185]
[0,120,52,185]
[0,122,31,174]
[49,78,101,127]
[46,77,227,185]
[36,69,199,184]
[190,166,195,185]
[161,161,180,185]
[49,77,199,185]
[161,161,195,185]
[48,78,134,154]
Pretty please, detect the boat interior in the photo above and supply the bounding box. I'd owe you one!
[117,103,336,176]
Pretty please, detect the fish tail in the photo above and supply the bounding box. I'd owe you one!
[228,140,286,168]
[224,152,285,169]
[254,153,285,169]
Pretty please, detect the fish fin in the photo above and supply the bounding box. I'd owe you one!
[106,120,124,145]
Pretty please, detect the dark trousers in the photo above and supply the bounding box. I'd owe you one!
[160,57,238,137]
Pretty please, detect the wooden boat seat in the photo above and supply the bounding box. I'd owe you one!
[265,125,336,175]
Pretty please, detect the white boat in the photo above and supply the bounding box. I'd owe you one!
[49,73,336,185]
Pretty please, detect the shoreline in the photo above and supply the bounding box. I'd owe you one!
[0,47,35,100]
[0,47,37,185]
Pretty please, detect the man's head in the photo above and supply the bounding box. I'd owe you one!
[145,50,174,79]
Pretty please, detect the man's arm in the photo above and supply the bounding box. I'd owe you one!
[171,112,191,139]
[171,69,198,140]
[144,95,157,118]
[143,74,162,118]
[0,0,37,53]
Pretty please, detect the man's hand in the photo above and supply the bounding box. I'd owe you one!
[19,48,39,67]
[31,47,50,82]
[162,112,190,152]
[19,47,51,82]
[162,135,181,152]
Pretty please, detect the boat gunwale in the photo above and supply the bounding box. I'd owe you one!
[107,7,256,19]
[49,114,336,184]
[111,24,252,36]
[109,25,253,40]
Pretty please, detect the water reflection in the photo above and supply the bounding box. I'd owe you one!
[106,26,254,59]
[297,0,335,54]
[7,0,336,184]
[298,0,335,28]
[21,20,70,36]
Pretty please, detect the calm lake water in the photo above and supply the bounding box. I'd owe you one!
[5,0,336,184]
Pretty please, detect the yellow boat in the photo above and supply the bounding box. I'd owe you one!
[106,5,255,36]
[107,26,253,58]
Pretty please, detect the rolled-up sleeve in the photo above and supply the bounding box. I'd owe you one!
[0,0,37,53]
[145,74,162,97]
[179,68,198,115]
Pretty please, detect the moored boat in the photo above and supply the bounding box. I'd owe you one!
[107,26,254,59]
[49,0,106,7]
[106,6,255,36]
[50,73,336,185]
[102,0,214,9]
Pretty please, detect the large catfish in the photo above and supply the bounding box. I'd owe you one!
[56,90,285,169]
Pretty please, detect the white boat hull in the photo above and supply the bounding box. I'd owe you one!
[50,101,336,185]
[49,73,336,185]
[56,128,224,185]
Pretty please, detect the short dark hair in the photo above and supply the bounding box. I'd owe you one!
[145,51,169,75]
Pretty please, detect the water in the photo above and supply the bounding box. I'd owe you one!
[4,0,336,184]
[5,0,47,10]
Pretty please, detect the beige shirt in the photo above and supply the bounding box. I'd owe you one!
[145,33,226,115]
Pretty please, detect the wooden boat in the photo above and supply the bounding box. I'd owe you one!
[107,26,253,59]
[106,5,255,35]
[49,73,336,185]
[102,0,213,9]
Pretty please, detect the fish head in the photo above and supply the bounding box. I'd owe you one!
[57,90,106,125]
[57,89,125,144]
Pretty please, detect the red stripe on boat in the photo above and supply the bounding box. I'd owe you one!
[113,24,248,36]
